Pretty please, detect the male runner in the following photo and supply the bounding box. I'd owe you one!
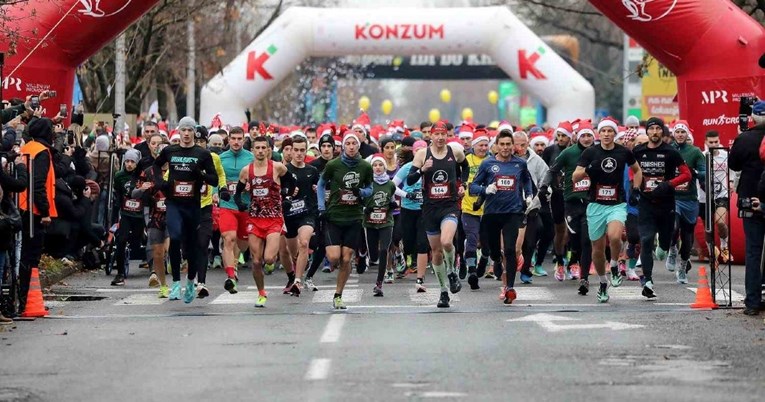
[317,132,373,309]
[701,130,731,263]
[305,133,337,287]
[462,132,491,290]
[633,117,690,298]
[152,116,219,303]
[407,120,467,308]
[543,121,574,275]
[134,152,170,297]
[573,117,641,303]
[234,136,294,308]
[218,127,254,294]
[470,129,533,304]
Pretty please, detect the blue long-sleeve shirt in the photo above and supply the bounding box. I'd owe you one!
[469,155,533,214]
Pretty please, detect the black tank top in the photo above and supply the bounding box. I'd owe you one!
[423,146,457,209]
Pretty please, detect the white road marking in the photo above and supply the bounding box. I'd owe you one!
[320,314,346,343]
[514,287,555,301]
[404,391,468,398]
[687,287,744,303]
[608,286,645,300]
[114,294,166,306]
[209,291,258,305]
[313,289,363,303]
[507,313,643,332]
[304,358,331,380]
[96,288,157,293]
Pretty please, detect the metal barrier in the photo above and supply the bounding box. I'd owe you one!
[705,146,732,307]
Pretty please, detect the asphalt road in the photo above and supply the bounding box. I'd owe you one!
[1,259,763,402]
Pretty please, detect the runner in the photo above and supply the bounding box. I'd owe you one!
[540,120,595,295]
[304,132,337,288]
[462,131,491,290]
[152,116,219,303]
[110,149,144,286]
[573,117,641,303]
[218,127,254,294]
[632,117,690,298]
[543,121,574,276]
[700,130,731,263]
[407,120,468,308]
[134,151,170,297]
[317,131,373,309]
[283,134,319,296]
[667,121,706,283]
[469,129,533,304]
[233,136,294,308]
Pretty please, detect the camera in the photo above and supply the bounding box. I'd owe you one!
[59,104,67,117]
[739,96,759,132]
[30,96,40,110]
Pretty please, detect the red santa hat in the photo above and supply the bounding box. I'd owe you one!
[333,135,342,146]
[576,120,595,137]
[471,127,489,146]
[497,120,514,134]
[353,110,372,132]
[597,117,619,133]
[458,123,475,139]
[370,153,386,166]
[555,120,574,138]
[672,120,691,133]
[530,135,549,147]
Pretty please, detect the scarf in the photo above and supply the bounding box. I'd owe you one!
[341,152,360,168]
[373,171,389,185]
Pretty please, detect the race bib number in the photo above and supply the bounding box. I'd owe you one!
[366,208,388,224]
[573,177,590,192]
[429,184,450,199]
[495,175,516,191]
[595,185,617,202]
[644,176,663,192]
[155,199,166,212]
[252,187,269,198]
[123,199,142,212]
[340,189,359,205]
[290,199,306,213]
[173,181,194,198]
[227,182,238,193]
[414,190,423,202]
[675,181,690,191]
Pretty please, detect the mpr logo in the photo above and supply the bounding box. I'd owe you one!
[701,90,729,105]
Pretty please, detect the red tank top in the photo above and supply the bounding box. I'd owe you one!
[248,160,282,218]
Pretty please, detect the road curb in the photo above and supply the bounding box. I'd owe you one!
[40,264,81,289]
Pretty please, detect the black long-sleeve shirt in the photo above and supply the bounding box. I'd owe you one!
[153,144,217,204]
[730,124,765,199]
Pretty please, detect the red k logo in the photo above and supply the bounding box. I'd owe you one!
[246,44,277,81]
[518,47,546,80]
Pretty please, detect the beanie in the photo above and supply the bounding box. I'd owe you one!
[413,140,428,153]
[177,116,197,131]
[194,125,208,141]
[95,134,111,152]
[123,149,141,164]
[401,136,416,148]
[318,133,334,148]
[28,118,53,140]
[645,117,665,131]
[69,175,87,196]
[625,115,640,127]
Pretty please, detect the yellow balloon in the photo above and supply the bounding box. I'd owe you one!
[461,107,474,120]
[488,120,500,129]
[358,96,371,111]
[440,89,452,103]
[487,90,499,105]
[381,99,393,116]
[428,108,441,123]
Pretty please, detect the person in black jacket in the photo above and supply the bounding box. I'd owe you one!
[730,100,765,316]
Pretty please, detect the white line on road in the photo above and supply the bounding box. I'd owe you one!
[320,314,346,343]
[404,391,468,398]
[304,358,331,380]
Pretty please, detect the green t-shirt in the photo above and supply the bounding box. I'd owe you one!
[554,143,588,201]
[674,142,705,200]
[363,181,396,229]
[323,158,373,224]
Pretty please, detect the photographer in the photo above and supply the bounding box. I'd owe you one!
[729,100,765,316]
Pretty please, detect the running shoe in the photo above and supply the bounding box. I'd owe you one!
[139,261,149,269]
[684,259,692,273]
[532,265,548,277]
[437,291,450,308]
[664,246,676,271]
[148,272,159,288]
[610,270,623,288]
[169,281,181,300]
[264,263,275,275]
[484,271,496,280]
[111,274,125,286]
[642,280,657,299]
[626,268,640,281]
[635,256,642,268]
[197,283,209,299]
[356,256,368,274]
[158,285,169,299]
[720,247,731,263]
[290,282,301,297]
[520,270,533,284]
[578,279,589,296]
[212,256,223,270]
[384,270,394,284]
[554,264,565,281]
[447,272,462,294]
[373,284,384,297]
[618,260,627,277]
[255,294,268,308]
[503,287,517,305]
[322,265,332,273]
[415,278,427,293]
[224,276,238,294]
[565,267,573,280]
[659,245,672,263]
[596,282,609,303]
[468,273,480,290]
[569,263,581,280]
[458,263,467,280]
[675,266,688,284]
[183,281,195,304]
[304,278,318,291]
[283,277,295,294]
[333,296,347,310]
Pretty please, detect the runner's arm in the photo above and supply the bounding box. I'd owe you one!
[669,162,691,188]
[200,153,218,185]
[572,166,587,184]
[629,162,642,189]
[406,149,425,186]
[394,187,407,198]
[317,175,327,211]
[458,157,470,183]
[469,163,487,196]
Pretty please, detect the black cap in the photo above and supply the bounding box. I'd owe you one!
[318,133,334,148]
[194,125,209,141]
[28,118,53,140]
[401,136,416,147]
[645,117,665,132]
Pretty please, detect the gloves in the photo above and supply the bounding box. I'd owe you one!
[652,182,674,198]
[388,200,398,210]
[472,193,485,212]
[218,188,231,202]
[485,183,498,195]
[351,187,361,199]
[405,190,420,201]
[539,185,552,202]
[525,196,541,217]
[628,187,640,206]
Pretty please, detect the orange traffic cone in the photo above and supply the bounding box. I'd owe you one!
[21,267,48,318]
[690,265,718,309]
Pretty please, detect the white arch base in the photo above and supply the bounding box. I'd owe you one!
[200,6,594,125]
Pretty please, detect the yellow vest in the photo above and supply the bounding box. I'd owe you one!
[201,153,226,208]
[461,153,487,216]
